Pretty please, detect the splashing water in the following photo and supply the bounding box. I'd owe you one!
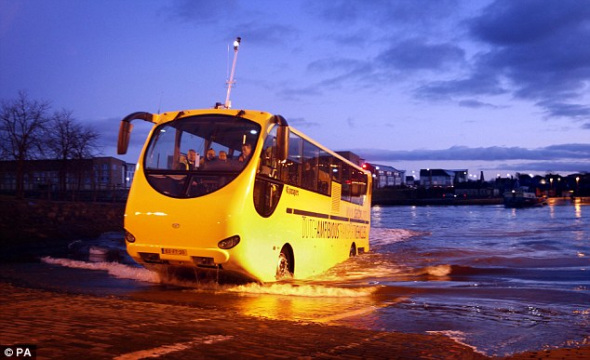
[226,282,376,298]
[41,257,160,283]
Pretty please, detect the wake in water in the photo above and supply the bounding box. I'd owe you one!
[369,227,427,247]
[40,227,418,296]
[41,256,160,283]
[40,255,380,298]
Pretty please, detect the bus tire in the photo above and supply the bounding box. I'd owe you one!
[276,245,294,280]
[349,243,357,257]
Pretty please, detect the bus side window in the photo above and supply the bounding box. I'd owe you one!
[350,169,365,204]
[254,125,283,217]
[258,127,279,179]
[341,164,352,202]
[302,140,319,192]
[332,158,342,184]
[317,151,331,195]
[286,132,303,187]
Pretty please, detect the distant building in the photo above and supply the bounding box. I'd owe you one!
[336,151,364,167]
[419,169,468,188]
[0,157,135,193]
[362,163,406,188]
[93,157,135,190]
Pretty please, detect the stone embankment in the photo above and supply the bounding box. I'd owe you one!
[0,197,124,260]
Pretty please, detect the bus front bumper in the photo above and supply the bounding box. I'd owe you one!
[127,243,230,269]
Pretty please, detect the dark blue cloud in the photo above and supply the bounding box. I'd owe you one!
[495,161,590,173]
[537,101,590,121]
[470,0,590,46]
[377,39,465,71]
[417,72,506,100]
[355,143,590,162]
[307,0,459,28]
[458,99,500,109]
[422,0,590,119]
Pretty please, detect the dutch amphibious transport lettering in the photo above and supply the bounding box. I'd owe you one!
[302,217,368,240]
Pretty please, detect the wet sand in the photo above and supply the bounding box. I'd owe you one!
[1,282,587,359]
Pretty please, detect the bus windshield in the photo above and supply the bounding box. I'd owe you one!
[143,114,261,198]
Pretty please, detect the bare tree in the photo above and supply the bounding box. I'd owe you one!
[46,109,100,197]
[71,124,100,161]
[0,91,50,198]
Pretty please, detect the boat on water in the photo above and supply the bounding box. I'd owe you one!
[503,187,546,208]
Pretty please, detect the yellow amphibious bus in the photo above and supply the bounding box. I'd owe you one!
[118,109,371,283]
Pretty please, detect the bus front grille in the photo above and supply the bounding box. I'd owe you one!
[139,252,164,264]
[193,256,217,268]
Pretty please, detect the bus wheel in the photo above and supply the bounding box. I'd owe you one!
[276,246,293,280]
[349,243,357,257]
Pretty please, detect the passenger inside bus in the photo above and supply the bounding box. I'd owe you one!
[219,151,228,162]
[200,148,216,167]
[178,149,199,170]
[239,143,252,163]
[187,149,199,170]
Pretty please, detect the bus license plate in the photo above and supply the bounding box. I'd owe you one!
[161,248,187,256]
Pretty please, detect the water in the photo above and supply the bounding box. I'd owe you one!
[357,201,589,356]
[18,201,590,357]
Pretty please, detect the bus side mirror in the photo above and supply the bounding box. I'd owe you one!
[117,121,133,155]
[117,112,155,155]
[274,115,289,161]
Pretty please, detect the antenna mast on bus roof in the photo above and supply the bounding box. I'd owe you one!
[220,36,241,109]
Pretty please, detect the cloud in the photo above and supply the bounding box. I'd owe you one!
[537,101,590,121]
[355,143,590,162]
[377,38,465,71]
[301,38,466,96]
[277,85,322,101]
[307,0,459,29]
[494,161,590,173]
[91,115,153,160]
[230,22,299,47]
[463,1,590,113]
[458,99,500,109]
[308,58,366,73]
[416,72,506,100]
[168,0,239,25]
[286,117,320,128]
[405,1,590,122]
[278,58,376,100]
[469,0,589,46]
[320,30,374,48]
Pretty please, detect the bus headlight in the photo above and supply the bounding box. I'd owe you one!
[124,230,136,243]
[218,235,240,249]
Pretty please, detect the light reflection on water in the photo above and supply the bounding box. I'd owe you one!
[41,203,589,357]
[359,203,590,356]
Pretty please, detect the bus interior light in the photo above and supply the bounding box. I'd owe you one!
[218,235,241,249]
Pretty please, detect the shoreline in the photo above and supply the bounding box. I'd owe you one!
[1,282,588,359]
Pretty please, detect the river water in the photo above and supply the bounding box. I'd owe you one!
[348,200,590,356]
[5,200,589,357]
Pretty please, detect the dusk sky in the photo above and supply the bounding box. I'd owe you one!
[1,0,589,179]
